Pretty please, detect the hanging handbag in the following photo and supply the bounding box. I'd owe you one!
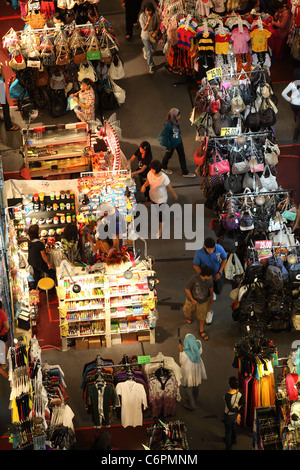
[224,253,244,280]
[239,207,254,231]
[222,212,240,231]
[35,67,49,87]
[193,136,208,166]
[232,154,250,175]
[245,103,261,131]
[264,138,279,166]
[77,61,98,82]
[231,87,245,114]
[56,45,71,66]
[248,155,265,173]
[73,47,87,65]
[224,174,243,193]
[9,46,26,70]
[108,56,125,80]
[242,171,262,191]
[209,153,230,176]
[108,78,126,105]
[260,164,278,191]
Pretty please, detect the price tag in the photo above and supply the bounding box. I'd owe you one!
[255,240,272,261]
[206,67,222,81]
[220,127,240,136]
[138,355,151,364]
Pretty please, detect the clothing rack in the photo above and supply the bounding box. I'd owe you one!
[208,130,273,142]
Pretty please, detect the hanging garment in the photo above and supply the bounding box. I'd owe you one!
[250,28,272,53]
[116,380,148,427]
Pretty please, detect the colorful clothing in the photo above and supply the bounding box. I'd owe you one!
[250,28,271,52]
[77,87,95,122]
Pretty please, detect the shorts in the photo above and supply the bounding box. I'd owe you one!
[183,299,209,322]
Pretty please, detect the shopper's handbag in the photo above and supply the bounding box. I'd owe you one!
[206,310,214,324]
[158,126,167,147]
[209,153,230,176]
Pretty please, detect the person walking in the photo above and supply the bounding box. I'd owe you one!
[178,333,207,409]
[183,265,214,341]
[121,0,143,40]
[193,237,227,296]
[223,376,245,450]
[141,159,178,238]
[139,2,160,74]
[281,70,300,142]
[160,108,196,178]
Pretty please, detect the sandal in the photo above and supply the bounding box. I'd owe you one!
[8,125,19,131]
[200,331,208,341]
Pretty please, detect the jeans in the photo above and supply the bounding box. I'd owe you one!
[125,0,142,37]
[1,102,13,130]
[224,413,237,450]
[182,385,200,409]
[161,141,189,175]
[291,104,300,140]
[141,38,154,68]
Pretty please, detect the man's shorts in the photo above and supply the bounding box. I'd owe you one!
[183,299,209,322]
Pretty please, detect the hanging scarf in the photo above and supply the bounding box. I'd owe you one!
[183,334,201,363]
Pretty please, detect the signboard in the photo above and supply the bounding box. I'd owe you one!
[137,355,151,365]
[255,240,272,261]
[206,67,222,81]
[220,127,240,136]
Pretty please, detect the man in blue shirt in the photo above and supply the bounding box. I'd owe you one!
[193,237,227,295]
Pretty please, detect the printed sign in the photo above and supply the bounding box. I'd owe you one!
[255,240,272,261]
[220,127,240,136]
[137,355,151,364]
[206,67,223,81]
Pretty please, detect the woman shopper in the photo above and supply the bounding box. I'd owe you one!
[141,159,178,238]
[0,63,19,131]
[160,108,196,178]
[281,70,300,142]
[178,333,207,409]
[268,3,292,59]
[223,376,245,450]
[70,78,95,124]
[139,2,160,74]
[130,141,152,200]
[28,224,56,289]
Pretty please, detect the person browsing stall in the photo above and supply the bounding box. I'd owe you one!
[193,237,227,296]
[70,78,95,124]
[28,224,56,289]
[139,2,161,74]
[223,376,245,450]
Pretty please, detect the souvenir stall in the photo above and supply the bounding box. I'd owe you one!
[3,16,125,118]
[8,335,76,450]
[81,354,182,430]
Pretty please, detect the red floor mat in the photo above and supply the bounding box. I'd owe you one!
[34,292,61,350]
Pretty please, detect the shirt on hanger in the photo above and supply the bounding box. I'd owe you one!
[116,380,147,427]
[231,27,251,54]
[250,28,271,52]
[215,33,231,54]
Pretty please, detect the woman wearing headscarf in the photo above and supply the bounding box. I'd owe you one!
[160,108,196,178]
[178,333,207,409]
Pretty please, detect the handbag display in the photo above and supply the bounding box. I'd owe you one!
[9,47,26,70]
[224,174,243,193]
[232,157,250,175]
[239,208,254,231]
[264,138,279,166]
[108,78,126,105]
[242,171,262,191]
[209,153,230,176]
[77,61,98,82]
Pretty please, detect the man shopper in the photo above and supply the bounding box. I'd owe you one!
[183,265,214,341]
[193,237,227,296]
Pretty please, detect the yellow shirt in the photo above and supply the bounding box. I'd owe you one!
[250,28,271,52]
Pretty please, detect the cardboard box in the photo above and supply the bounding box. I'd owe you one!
[89,337,101,349]
[75,339,89,349]
[111,333,122,345]
[101,336,106,347]
[121,332,137,343]
[137,332,150,342]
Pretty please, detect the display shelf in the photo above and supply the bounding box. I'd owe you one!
[22,123,90,178]
[57,265,157,350]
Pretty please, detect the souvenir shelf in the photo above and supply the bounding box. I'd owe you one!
[57,266,157,351]
[21,123,90,179]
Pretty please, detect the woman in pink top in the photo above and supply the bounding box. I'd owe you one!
[268,4,292,58]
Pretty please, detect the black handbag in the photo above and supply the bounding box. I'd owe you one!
[289,263,300,283]
[224,174,243,193]
[240,83,256,105]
